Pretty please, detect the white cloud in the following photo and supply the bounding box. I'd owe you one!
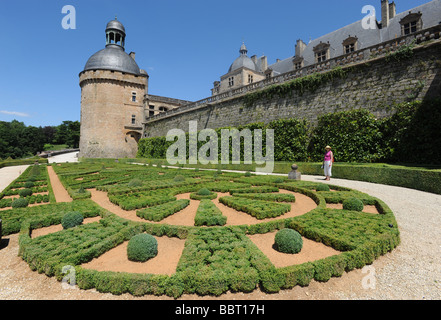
[0,110,31,117]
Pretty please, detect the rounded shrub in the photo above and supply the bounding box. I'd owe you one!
[197,188,211,196]
[19,188,33,198]
[316,184,330,192]
[62,211,84,229]
[342,198,364,212]
[24,181,34,188]
[12,198,29,208]
[127,234,158,262]
[274,228,303,254]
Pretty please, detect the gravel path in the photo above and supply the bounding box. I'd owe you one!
[0,167,439,300]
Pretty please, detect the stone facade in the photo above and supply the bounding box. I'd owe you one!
[79,69,148,158]
[144,40,441,138]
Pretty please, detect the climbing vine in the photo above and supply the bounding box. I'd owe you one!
[242,67,348,108]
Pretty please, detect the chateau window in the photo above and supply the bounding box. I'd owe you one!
[149,105,155,110]
[313,42,330,63]
[131,115,136,125]
[294,62,303,70]
[132,92,137,102]
[400,12,423,36]
[248,74,253,84]
[228,77,234,87]
[149,111,155,117]
[342,36,358,54]
[293,57,304,70]
[316,50,327,63]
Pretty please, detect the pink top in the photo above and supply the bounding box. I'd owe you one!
[324,151,333,161]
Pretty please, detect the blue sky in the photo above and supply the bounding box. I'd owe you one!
[0,0,430,127]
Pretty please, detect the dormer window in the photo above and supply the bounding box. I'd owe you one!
[293,57,304,70]
[313,42,330,63]
[228,77,234,87]
[248,74,253,84]
[343,36,358,54]
[400,12,423,35]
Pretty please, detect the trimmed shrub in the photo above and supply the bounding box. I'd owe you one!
[127,234,158,262]
[12,198,29,208]
[342,198,364,212]
[24,181,34,188]
[316,184,330,192]
[219,196,291,220]
[137,199,190,222]
[19,188,33,198]
[194,200,227,226]
[197,188,211,196]
[62,211,84,229]
[78,186,86,194]
[274,229,303,254]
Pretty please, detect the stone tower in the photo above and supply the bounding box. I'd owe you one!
[79,19,149,159]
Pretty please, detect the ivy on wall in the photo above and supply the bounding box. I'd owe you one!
[139,99,441,165]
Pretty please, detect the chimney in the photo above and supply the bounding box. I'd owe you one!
[295,39,307,57]
[251,55,258,64]
[129,52,136,60]
[389,2,396,19]
[260,56,268,72]
[381,0,390,28]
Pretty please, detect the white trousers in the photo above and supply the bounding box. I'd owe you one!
[324,161,332,177]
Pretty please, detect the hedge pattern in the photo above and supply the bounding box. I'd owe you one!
[8,162,401,298]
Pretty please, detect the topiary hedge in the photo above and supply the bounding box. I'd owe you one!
[12,198,29,209]
[274,228,303,254]
[342,198,364,212]
[127,233,158,262]
[61,211,84,229]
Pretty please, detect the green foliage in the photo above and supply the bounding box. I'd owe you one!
[136,199,190,222]
[229,186,279,194]
[19,189,33,198]
[138,99,441,165]
[233,193,296,203]
[127,234,158,262]
[197,188,211,196]
[274,229,303,254]
[173,175,186,182]
[24,181,34,188]
[316,184,330,192]
[12,198,29,208]
[219,196,291,220]
[342,198,364,212]
[61,211,84,229]
[194,200,227,226]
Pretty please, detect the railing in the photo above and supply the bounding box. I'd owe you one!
[144,24,441,124]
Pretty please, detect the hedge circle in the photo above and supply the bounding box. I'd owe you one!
[61,211,84,229]
[274,228,303,254]
[127,233,158,262]
[342,197,364,212]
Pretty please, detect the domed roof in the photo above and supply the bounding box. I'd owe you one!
[106,19,125,35]
[84,45,141,75]
[228,43,257,73]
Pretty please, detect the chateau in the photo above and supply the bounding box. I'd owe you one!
[79,0,441,159]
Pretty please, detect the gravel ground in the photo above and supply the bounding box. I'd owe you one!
[0,169,440,300]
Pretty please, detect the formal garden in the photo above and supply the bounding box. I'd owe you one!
[0,161,401,298]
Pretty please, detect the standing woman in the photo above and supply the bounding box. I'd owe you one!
[322,146,334,181]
